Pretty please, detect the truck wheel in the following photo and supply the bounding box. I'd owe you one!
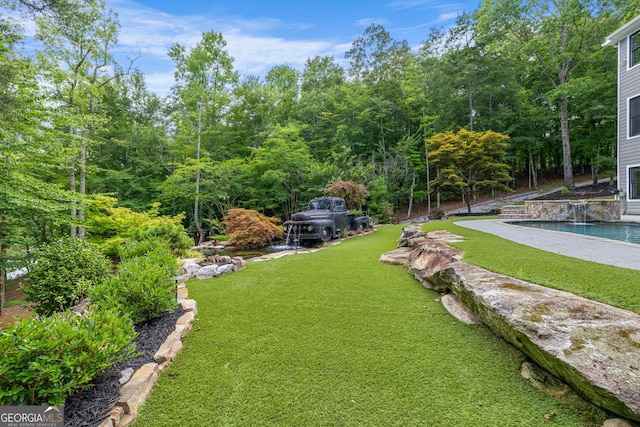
[320,227,332,242]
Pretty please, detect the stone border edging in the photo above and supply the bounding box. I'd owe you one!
[97,283,196,427]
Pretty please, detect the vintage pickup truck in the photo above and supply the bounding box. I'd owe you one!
[283,196,371,244]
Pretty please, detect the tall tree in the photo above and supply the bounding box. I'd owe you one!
[0,20,72,313]
[91,70,172,210]
[264,64,299,126]
[476,0,627,189]
[297,55,345,158]
[167,31,237,244]
[35,0,120,236]
[345,24,413,173]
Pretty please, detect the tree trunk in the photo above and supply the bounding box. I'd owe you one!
[406,169,415,219]
[468,73,474,131]
[79,143,86,238]
[0,216,6,315]
[0,266,4,316]
[426,147,431,215]
[464,188,472,214]
[70,161,77,237]
[194,104,205,246]
[528,146,538,189]
[559,97,574,189]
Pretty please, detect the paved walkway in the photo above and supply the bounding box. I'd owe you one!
[456,219,640,271]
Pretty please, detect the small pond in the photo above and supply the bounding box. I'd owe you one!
[508,221,640,245]
[199,243,303,259]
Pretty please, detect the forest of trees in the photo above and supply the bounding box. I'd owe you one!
[1,0,640,261]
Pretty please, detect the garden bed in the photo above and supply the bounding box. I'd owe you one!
[63,306,184,427]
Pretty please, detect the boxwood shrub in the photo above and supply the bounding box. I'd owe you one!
[24,237,113,315]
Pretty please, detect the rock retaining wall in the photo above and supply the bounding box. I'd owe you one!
[381,226,640,424]
[524,199,621,221]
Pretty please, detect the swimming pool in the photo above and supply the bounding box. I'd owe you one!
[508,221,640,245]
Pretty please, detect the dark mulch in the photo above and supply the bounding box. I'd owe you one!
[64,306,185,427]
[532,181,617,201]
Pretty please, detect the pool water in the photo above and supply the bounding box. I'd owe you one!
[508,221,640,245]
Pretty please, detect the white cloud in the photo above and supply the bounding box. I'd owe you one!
[106,0,349,97]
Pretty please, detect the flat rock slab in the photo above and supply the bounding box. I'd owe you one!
[440,293,480,325]
[410,238,640,422]
[383,228,640,423]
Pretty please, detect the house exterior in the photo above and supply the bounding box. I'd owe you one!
[604,15,640,215]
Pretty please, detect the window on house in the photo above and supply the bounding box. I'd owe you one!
[631,30,640,67]
[630,167,640,199]
[631,96,640,138]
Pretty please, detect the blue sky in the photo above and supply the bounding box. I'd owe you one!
[104,0,483,96]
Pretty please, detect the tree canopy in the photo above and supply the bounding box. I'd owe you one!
[1,0,637,308]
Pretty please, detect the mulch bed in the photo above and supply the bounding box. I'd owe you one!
[64,306,185,427]
[532,182,617,201]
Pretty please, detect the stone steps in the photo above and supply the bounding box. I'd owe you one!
[499,204,528,220]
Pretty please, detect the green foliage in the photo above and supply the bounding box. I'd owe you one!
[89,246,178,324]
[561,187,571,197]
[222,208,282,249]
[427,129,512,213]
[0,20,76,310]
[86,195,191,256]
[0,308,137,405]
[324,180,369,211]
[24,237,112,315]
[365,177,395,223]
[130,221,192,257]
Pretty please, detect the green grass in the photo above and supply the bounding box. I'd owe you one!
[133,224,608,426]
[428,218,640,314]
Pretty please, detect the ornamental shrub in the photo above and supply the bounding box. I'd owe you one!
[89,245,178,324]
[324,180,369,211]
[24,237,112,315]
[222,208,282,249]
[0,309,137,405]
[129,221,193,257]
[86,196,192,257]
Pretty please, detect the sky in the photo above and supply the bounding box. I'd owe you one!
[103,0,484,97]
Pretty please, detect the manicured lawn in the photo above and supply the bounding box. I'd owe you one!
[132,223,609,426]
[427,218,640,314]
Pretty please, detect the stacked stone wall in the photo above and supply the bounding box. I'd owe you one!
[524,200,621,221]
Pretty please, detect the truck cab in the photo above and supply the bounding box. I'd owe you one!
[283,196,372,244]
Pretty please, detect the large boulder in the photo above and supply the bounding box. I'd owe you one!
[180,255,246,280]
[407,239,462,292]
[402,238,640,422]
[396,225,426,248]
[379,247,413,266]
[440,261,640,421]
[195,264,233,279]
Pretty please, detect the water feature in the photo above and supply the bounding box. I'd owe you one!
[198,241,303,259]
[570,202,588,225]
[508,221,640,245]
